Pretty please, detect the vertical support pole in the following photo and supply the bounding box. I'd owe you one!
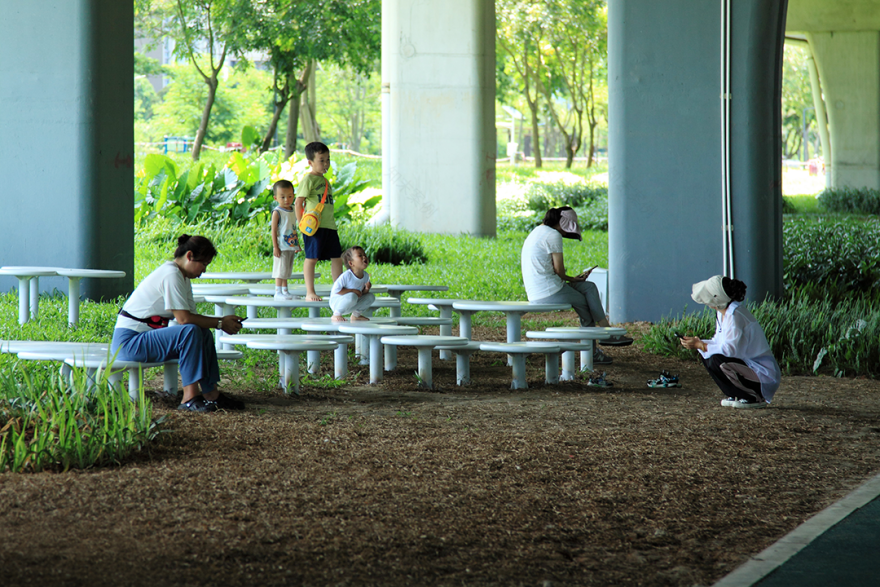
[417,347,433,389]
[67,277,81,326]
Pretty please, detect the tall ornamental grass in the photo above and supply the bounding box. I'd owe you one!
[641,292,880,377]
[0,365,162,472]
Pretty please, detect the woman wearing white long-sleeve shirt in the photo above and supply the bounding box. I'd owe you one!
[680,275,781,409]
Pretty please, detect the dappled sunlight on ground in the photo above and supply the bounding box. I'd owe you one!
[534,170,588,185]
[783,167,825,196]
[590,171,608,185]
[347,186,382,204]
[496,181,524,201]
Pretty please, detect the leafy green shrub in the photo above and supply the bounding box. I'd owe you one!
[575,192,608,231]
[338,223,428,265]
[818,187,880,215]
[497,183,609,233]
[642,292,880,377]
[0,365,162,472]
[134,150,379,227]
[497,213,540,233]
[524,181,607,211]
[783,217,880,301]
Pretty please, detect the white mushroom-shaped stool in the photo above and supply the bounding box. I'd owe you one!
[434,340,482,385]
[247,339,337,394]
[478,342,561,390]
[525,331,597,380]
[338,324,418,384]
[379,335,468,389]
[544,327,626,372]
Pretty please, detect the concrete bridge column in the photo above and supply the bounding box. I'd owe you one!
[607,0,786,322]
[0,0,134,300]
[807,32,880,189]
[382,0,496,236]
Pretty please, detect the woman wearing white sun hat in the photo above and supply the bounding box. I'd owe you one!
[680,275,781,409]
[520,206,632,365]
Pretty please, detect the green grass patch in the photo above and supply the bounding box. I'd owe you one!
[783,194,823,214]
[0,365,162,472]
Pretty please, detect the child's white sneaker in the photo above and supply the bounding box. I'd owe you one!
[274,292,292,301]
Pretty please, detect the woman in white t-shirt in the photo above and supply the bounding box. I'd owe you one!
[680,275,781,409]
[111,235,244,413]
[520,206,632,364]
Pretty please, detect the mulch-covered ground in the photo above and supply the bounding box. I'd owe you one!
[2,317,880,586]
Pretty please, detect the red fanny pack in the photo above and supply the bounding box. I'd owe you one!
[118,309,170,329]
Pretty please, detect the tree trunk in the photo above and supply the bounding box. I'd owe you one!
[261,95,290,153]
[586,120,597,168]
[300,62,319,144]
[285,92,301,158]
[283,62,313,158]
[191,76,218,161]
[528,104,542,169]
[300,92,318,144]
[564,140,575,168]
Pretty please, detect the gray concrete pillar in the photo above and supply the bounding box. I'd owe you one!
[608,0,786,322]
[382,0,496,236]
[807,32,880,190]
[0,0,134,300]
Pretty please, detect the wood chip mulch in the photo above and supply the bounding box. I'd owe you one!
[2,317,880,587]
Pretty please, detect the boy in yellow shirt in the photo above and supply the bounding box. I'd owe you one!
[295,141,343,301]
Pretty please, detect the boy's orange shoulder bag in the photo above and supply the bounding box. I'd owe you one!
[298,180,328,237]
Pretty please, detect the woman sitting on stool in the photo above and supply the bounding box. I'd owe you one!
[681,275,781,409]
[111,235,244,413]
[520,206,632,365]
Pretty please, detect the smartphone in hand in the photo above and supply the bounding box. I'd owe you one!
[673,331,685,339]
[580,265,599,278]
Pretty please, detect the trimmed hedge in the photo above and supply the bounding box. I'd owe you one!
[818,187,880,215]
[783,217,880,302]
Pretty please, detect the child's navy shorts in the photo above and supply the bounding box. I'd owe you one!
[302,228,342,260]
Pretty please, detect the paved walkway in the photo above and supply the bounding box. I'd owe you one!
[713,472,880,586]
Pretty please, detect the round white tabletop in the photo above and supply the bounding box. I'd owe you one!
[379,284,450,297]
[218,333,327,345]
[0,266,62,276]
[248,339,337,351]
[479,341,562,354]
[338,324,417,336]
[199,271,315,282]
[299,317,396,331]
[223,295,329,315]
[247,284,389,296]
[1,341,109,354]
[546,326,626,336]
[452,301,570,313]
[192,284,252,296]
[526,329,612,340]
[240,318,314,330]
[450,300,571,343]
[408,297,476,307]
[55,268,126,279]
[379,335,468,347]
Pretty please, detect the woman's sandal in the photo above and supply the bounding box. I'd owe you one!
[647,370,681,388]
[587,372,614,387]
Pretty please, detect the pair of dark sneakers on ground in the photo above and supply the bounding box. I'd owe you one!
[177,393,245,413]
